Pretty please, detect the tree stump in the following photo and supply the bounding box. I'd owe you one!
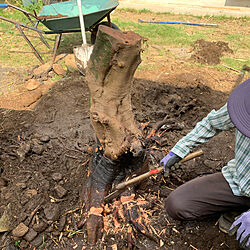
[80,25,145,245]
[87,25,143,160]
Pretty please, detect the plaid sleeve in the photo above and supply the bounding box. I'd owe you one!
[172,103,235,158]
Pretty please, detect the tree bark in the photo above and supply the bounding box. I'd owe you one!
[87,25,143,160]
[79,26,146,245]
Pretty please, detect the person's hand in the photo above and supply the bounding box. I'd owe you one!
[229,211,250,249]
[160,152,181,177]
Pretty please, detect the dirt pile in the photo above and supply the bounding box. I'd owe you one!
[0,72,240,249]
[191,39,233,65]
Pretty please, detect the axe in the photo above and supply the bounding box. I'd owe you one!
[104,149,203,202]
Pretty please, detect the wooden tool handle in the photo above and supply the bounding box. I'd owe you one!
[179,150,203,164]
[115,150,203,190]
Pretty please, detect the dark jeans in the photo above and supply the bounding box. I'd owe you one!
[165,173,250,220]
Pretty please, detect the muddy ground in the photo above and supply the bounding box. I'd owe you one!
[0,40,247,250]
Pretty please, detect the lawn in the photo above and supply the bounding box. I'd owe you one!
[0,5,249,72]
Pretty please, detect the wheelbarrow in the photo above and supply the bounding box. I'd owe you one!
[0,0,119,64]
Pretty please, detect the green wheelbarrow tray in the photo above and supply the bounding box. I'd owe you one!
[38,0,119,31]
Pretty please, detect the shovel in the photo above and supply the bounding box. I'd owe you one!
[104,150,203,202]
[73,0,93,75]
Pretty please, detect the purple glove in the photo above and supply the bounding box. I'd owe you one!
[229,211,250,249]
[160,152,181,177]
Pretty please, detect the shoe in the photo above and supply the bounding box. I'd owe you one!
[218,211,242,233]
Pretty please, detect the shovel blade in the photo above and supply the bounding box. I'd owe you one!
[73,45,94,75]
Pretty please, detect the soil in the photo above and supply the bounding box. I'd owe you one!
[191,40,233,65]
[0,39,248,250]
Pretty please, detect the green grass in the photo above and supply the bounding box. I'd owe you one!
[220,57,250,71]
[119,8,155,14]
[118,8,250,22]
[0,6,249,72]
[113,18,206,46]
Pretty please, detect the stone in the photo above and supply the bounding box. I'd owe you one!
[39,135,50,143]
[0,211,12,232]
[19,240,29,249]
[32,143,44,155]
[16,182,27,189]
[16,143,31,162]
[24,228,37,242]
[4,244,19,250]
[24,189,37,198]
[45,225,54,233]
[33,63,51,76]
[12,223,29,237]
[33,221,48,233]
[58,216,66,231]
[22,89,42,108]
[54,185,67,198]
[52,63,66,76]
[48,71,55,78]
[24,79,41,91]
[51,173,63,181]
[55,53,66,62]
[65,54,78,72]
[44,204,60,221]
[30,234,44,247]
[0,177,7,188]
[20,197,29,206]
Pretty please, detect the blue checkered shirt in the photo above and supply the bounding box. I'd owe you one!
[172,103,250,197]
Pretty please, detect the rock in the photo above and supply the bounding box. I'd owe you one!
[65,54,78,72]
[87,146,93,155]
[0,177,7,188]
[55,53,66,62]
[24,189,37,198]
[22,89,42,108]
[51,173,63,181]
[33,221,48,233]
[54,185,67,198]
[42,180,50,191]
[4,244,19,250]
[40,74,48,81]
[53,63,66,77]
[19,240,29,249]
[16,143,31,162]
[20,197,29,206]
[44,204,60,221]
[4,190,11,200]
[45,225,54,233]
[32,143,44,155]
[16,182,27,189]
[48,71,55,78]
[33,62,51,76]
[12,223,29,237]
[52,230,60,236]
[58,216,66,231]
[39,135,50,143]
[30,234,44,247]
[0,211,13,232]
[24,79,41,91]
[24,228,37,242]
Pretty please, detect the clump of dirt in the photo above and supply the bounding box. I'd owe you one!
[0,73,240,249]
[191,39,233,65]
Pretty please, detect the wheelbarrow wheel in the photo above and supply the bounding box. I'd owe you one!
[91,21,120,44]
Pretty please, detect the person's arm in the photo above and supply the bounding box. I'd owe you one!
[172,103,234,158]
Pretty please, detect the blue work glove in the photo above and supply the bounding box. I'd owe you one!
[160,152,182,177]
[229,211,250,249]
